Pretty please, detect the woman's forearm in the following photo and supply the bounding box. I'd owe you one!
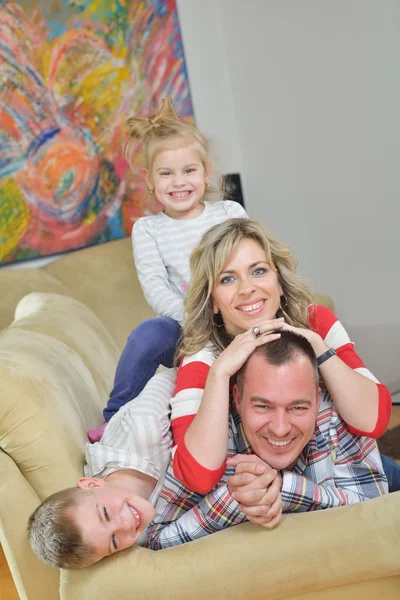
[183,366,230,470]
[311,334,381,434]
[319,355,381,434]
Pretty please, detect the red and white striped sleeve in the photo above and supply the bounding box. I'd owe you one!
[308,305,392,437]
[170,344,226,492]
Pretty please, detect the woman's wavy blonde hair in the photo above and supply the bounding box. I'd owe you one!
[123,97,225,201]
[178,218,313,359]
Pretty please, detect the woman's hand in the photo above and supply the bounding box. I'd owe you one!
[211,318,285,379]
[280,323,329,358]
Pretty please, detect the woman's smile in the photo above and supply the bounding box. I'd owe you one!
[236,299,266,315]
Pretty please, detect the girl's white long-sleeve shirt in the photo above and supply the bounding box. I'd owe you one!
[132,200,248,323]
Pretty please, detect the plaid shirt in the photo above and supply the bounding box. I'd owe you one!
[146,394,388,550]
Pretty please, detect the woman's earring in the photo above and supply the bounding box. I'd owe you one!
[149,188,154,194]
[212,311,225,328]
[280,294,288,311]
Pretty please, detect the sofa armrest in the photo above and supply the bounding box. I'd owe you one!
[0,450,60,600]
[61,492,400,600]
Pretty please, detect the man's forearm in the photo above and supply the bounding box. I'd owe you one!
[183,368,230,473]
[146,484,246,550]
[281,468,387,512]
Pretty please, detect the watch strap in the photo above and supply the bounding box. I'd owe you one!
[317,347,337,367]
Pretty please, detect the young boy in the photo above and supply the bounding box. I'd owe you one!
[28,369,175,568]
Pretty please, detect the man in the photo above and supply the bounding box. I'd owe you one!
[28,332,387,566]
[146,331,387,548]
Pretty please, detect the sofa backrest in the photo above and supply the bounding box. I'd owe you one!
[0,238,155,351]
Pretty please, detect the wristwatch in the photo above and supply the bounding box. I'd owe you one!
[317,347,337,367]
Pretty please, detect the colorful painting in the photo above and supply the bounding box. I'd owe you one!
[0,0,193,265]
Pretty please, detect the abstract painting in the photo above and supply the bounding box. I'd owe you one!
[0,0,193,265]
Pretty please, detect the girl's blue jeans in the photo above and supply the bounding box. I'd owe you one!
[381,454,400,493]
[103,317,181,421]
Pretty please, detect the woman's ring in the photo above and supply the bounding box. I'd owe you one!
[252,326,261,338]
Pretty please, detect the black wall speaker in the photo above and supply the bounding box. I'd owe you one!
[224,173,245,209]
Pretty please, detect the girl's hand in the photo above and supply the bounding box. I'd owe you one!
[280,323,328,357]
[211,318,285,379]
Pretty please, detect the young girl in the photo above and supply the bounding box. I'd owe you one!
[88,98,247,442]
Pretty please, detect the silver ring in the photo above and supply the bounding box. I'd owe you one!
[252,326,261,338]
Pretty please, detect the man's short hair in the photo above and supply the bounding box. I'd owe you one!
[27,487,95,569]
[236,330,318,396]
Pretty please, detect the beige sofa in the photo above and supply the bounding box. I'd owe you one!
[0,238,155,352]
[0,239,399,600]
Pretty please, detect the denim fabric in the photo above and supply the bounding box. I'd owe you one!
[381,454,400,493]
[103,317,181,421]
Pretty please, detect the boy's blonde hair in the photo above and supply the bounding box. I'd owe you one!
[28,487,95,569]
[123,97,224,201]
[178,218,313,359]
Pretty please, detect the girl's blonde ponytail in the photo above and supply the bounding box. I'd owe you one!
[125,98,179,143]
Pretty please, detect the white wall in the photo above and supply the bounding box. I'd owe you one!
[176,0,244,175]
[178,0,400,388]
[182,0,400,387]
[215,0,400,320]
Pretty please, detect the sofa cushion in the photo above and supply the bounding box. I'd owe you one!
[0,293,119,500]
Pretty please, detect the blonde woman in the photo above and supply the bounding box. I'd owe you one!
[169,218,392,493]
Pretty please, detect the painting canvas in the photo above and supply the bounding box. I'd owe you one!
[0,0,194,265]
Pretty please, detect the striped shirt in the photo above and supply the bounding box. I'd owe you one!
[132,200,248,323]
[170,305,392,493]
[146,402,388,550]
[84,369,175,508]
